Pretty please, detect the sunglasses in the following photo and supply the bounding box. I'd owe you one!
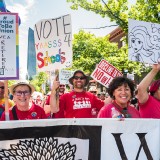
[60,85,65,87]
[73,76,86,80]
[0,86,4,89]
[90,91,97,93]
[14,90,30,96]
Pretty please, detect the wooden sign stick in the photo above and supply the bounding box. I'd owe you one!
[4,80,9,120]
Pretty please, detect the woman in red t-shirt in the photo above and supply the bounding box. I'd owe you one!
[1,82,47,121]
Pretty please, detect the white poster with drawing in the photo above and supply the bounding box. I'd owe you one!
[128,19,160,64]
[34,14,72,72]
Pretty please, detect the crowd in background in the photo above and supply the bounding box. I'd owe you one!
[1,63,160,120]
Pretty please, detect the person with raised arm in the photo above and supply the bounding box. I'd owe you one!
[50,70,106,118]
[137,63,160,118]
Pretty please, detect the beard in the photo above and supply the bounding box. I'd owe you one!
[74,82,85,89]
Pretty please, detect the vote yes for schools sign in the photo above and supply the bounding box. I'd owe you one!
[34,14,72,72]
[0,119,159,160]
[91,59,122,87]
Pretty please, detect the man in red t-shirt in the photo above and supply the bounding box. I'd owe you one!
[50,70,105,118]
[44,84,66,117]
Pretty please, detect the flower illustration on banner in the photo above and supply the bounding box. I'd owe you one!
[0,137,77,160]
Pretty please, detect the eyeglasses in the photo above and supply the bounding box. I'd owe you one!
[0,86,4,89]
[73,76,86,80]
[14,90,30,96]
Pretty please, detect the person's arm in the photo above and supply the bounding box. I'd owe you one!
[50,77,60,114]
[137,64,160,104]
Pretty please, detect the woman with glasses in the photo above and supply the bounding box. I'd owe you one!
[1,82,47,120]
[98,77,140,118]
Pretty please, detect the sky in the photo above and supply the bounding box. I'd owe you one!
[4,0,135,79]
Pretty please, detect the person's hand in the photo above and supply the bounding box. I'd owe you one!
[152,63,160,71]
[51,76,60,92]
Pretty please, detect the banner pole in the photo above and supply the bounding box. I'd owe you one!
[4,80,9,120]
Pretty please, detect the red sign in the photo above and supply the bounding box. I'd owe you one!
[91,59,122,87]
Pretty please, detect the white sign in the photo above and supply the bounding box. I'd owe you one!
[34,14,72,72]
[0,119,159,160]
[91,59,122,87]
[128,19,160,64]
[0,12,19,79]
[59,69,74,84]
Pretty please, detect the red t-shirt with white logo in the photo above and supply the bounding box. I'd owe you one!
[54,91,104,118]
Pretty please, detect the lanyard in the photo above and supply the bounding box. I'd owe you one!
[112,101,131,118]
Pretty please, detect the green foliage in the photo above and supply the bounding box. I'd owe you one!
[71,30,142,75]
[30,72,49,94]
[67,0,158,76]
[67,0,160,32]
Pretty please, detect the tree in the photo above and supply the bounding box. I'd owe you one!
[30,72,50,94]
[71,30,143,75]
[67,0,160,32]
[67,0,159,76]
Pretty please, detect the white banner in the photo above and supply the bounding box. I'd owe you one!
[0,119,159,160]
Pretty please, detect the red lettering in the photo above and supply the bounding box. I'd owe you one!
[92,69,104,80]
[37,52,44,68]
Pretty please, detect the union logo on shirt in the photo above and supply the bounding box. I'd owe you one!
[73,100,91,109]
[31,112,37,117]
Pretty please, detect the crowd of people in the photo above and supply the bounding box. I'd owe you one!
[1,63,160,120]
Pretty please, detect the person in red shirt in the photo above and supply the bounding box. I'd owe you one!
[44,84,66,117]
[50,70,105,118]
[98,77,140,118]
[137,64,160,118]
[1,82,47,120]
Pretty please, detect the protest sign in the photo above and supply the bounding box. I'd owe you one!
[91,59,122,87]
[34,14,72,72]
[59,69,74,84]
[128,19,160,64]
[0,12,19,79]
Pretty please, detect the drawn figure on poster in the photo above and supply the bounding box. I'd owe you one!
[129,26,157,63]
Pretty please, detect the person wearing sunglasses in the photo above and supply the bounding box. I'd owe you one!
[0,81,14,118]
[1,82,47,120]
[88,86,97,95]
[44,83,66,117]
[50,70,105,118]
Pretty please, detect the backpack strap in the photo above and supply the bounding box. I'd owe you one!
[12,106,18,120]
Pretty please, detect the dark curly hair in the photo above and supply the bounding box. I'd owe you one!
[108,76,135,99]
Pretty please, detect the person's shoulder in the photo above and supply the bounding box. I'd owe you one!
[61,91,73,97]
[31,103,43,110]
[100,103,112,111]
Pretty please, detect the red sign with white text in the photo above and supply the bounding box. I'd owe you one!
[91,59,122,87]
